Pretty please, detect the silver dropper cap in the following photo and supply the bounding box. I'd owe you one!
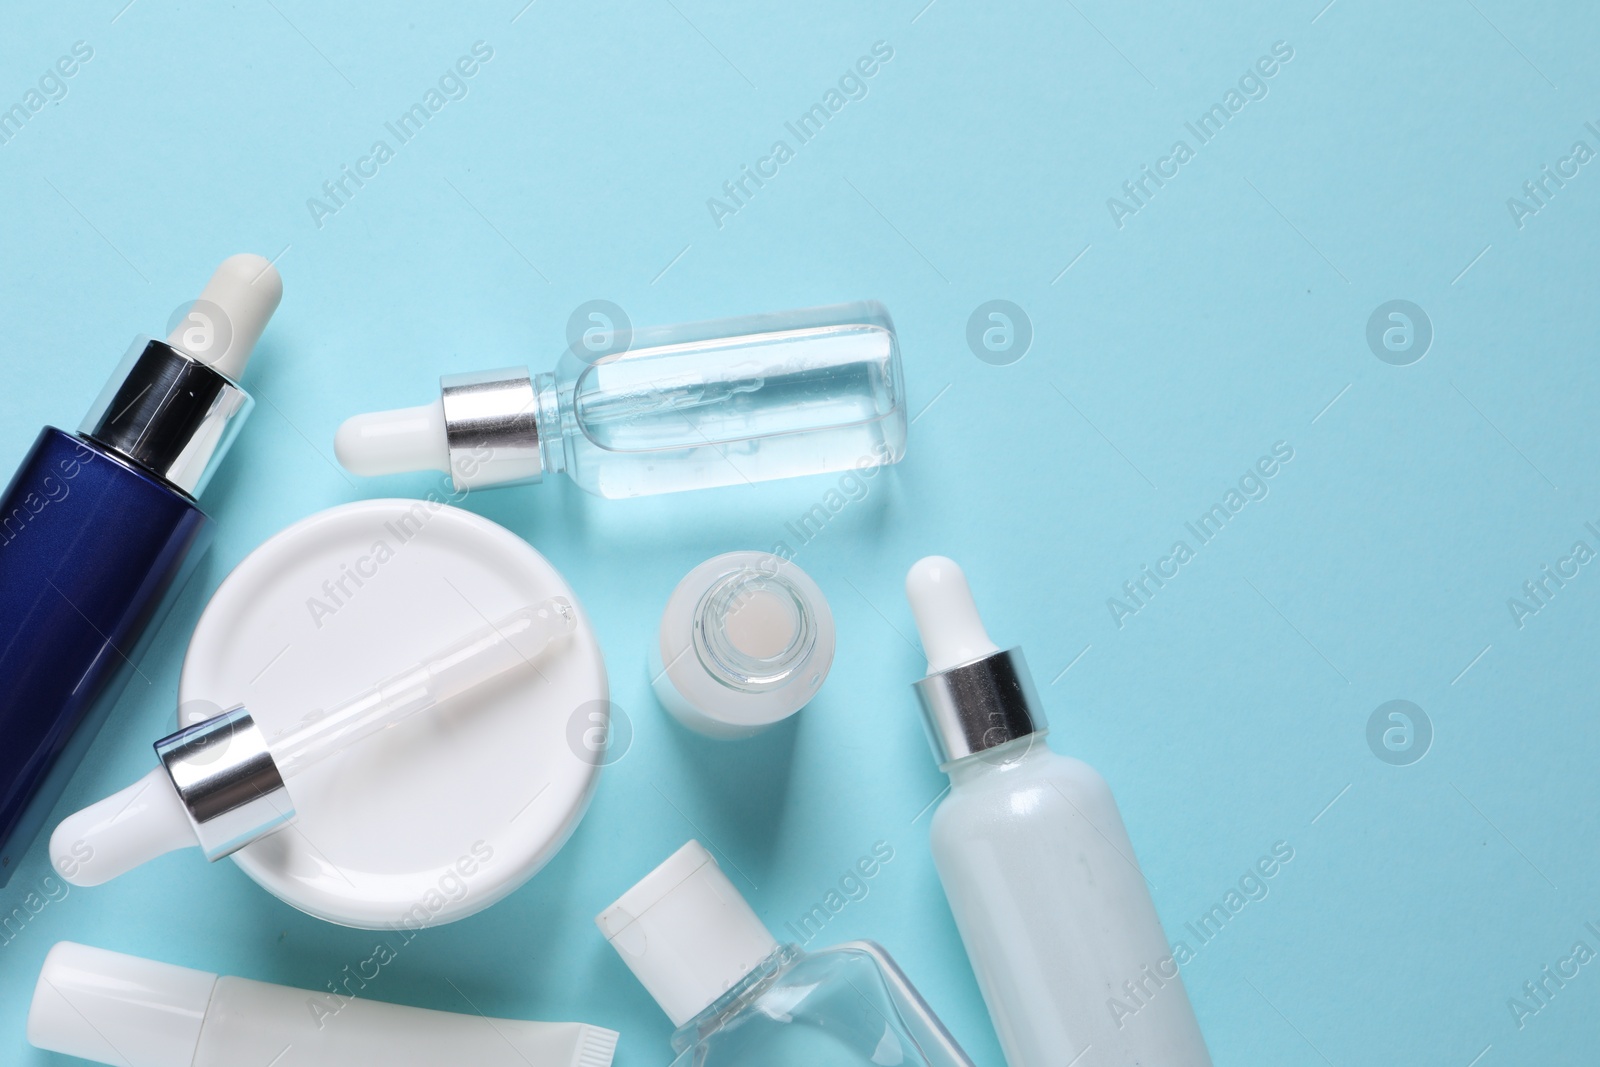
[333,366,546,492]
[906,556,1045,763]
[81,339,253,498]
[439,366,545,489]
[79,255,282,498]
[154,706,293,861]
[913,648,1045,763]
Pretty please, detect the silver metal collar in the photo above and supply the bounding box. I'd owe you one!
[912,648,1045,764]
[80,338,254,498]
[154,705,293,861]
[439,366,544,491]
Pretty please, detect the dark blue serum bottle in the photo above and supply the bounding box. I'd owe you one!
[0,255,281,884]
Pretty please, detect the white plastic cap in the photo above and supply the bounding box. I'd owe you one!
[51,767,200,887]
[28,942,217,1067]
[906,556,1001,673]
[334,400,450,477]
[334,367,542,490]
[167,253,283,381]
[596,841,778,1026]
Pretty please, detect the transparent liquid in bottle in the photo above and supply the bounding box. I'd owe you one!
[668,943,975,1067]
[539,302,906,498]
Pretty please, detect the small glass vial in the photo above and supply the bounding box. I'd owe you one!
[334,302,907,499]
[650,551,835,738]
[596,841,975,1067]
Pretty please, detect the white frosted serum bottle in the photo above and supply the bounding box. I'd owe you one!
[905,557,1211,1067]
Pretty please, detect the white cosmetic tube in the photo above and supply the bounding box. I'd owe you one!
[29,942,618,1067]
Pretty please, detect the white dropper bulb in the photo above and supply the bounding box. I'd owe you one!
[334,401,450,477]
[166,253,284,381]
[50,769,201,887]
[906,556,1001,673]
[49,598,575,887]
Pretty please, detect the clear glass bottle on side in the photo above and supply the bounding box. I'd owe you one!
[335,301,907,499]
[597,840,974,1067]
[906,557,1212,1067]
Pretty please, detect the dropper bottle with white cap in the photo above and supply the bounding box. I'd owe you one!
[333,301,907,499]
[596,840,976,1066]
[0,255,282,885]
[906,556,1212,1067]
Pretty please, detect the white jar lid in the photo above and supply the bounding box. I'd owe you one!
[178,499,608,929]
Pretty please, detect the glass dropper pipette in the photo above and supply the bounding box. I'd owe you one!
[51,598,574,887]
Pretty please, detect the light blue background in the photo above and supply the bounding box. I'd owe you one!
[2,1,1598,1064]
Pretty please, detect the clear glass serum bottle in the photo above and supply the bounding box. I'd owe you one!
[335,302,907,499]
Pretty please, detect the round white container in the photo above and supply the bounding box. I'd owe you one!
[177,499,608,929]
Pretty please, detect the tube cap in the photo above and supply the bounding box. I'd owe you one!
[28,942,217,1067]
[596,841,778,1027]
[906,556,1045,763]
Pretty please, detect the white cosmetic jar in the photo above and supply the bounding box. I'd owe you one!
[177,499,609,929]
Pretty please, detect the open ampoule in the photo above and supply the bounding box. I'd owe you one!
[50,599,574,886]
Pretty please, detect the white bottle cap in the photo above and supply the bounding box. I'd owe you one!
[167,252,283,381]
[50,767,200,887]
[596,841,779,1027]
[28,942,217,1067]
[334,367,543,491]
[334,400,450,477]
[906,555,1045,763]
[906,555,1001,673]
